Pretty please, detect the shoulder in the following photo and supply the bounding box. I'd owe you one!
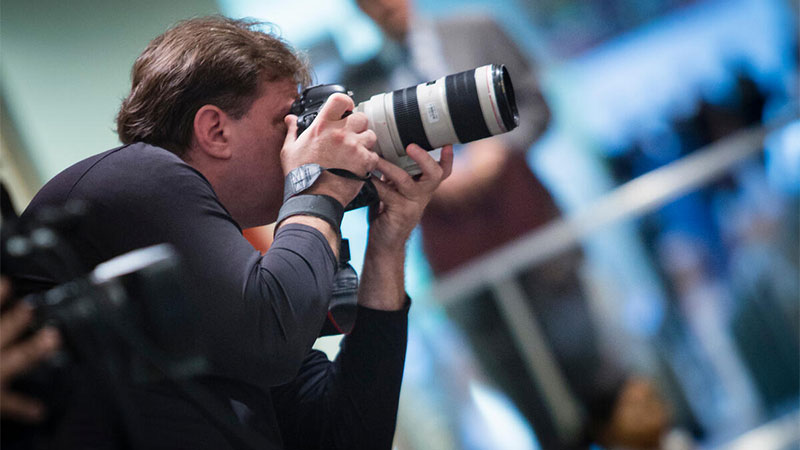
[94,142,203,181]
[81,143,210,193]
[26,143,217,217]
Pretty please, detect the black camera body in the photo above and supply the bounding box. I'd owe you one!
[291,84,352,136]
[291,84,378,211]
[1,203,207,430]
[26,244,205,381]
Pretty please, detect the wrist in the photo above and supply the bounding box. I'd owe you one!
[365,240,407,261]
[275,195,343,257]
[357,244,406,311]
[305,172,363,207]
[367,225,414,254]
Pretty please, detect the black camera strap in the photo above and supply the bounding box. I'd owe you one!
[282,163,377,211]
[282,164,371,202]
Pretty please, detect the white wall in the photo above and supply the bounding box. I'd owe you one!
[1,0,219,207]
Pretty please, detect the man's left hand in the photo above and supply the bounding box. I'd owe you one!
[369,144,454,250]
[356,144,453,311]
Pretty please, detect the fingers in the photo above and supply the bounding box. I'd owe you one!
[0,302,34,348]
[1,391,46,423]
[357,129,377,150]
[405,144,443,181]
[0,327,59,382]
[345,112,369,133]
[283,114,299,145]
[438,145,455,180]
[0,277,10,307]
[358,148,380,176]
[317,93,355,123]
[372,144,453,202]
[375,157,414,190]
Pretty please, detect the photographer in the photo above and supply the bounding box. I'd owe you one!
[9,16,451,450]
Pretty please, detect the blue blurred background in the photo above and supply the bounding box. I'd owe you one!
[2,0,797,448]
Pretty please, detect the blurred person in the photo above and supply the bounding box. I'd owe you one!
[0,278,61,423]
[8,16,452,450]
[348,0,634,447]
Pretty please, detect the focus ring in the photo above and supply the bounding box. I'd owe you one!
[392,87,433,151]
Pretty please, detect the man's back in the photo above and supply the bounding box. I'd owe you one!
[10,143,286,448]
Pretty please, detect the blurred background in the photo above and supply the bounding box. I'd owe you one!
[2,0,798,448]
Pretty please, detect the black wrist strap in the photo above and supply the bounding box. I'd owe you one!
[276,194,344,235]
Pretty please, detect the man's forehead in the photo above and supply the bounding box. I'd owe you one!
[259,78,300,103]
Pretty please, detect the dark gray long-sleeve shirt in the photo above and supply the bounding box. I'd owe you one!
[9,143,407,449]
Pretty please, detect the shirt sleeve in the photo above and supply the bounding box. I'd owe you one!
[270,302,410,450]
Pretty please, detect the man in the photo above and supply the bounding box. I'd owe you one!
[10,16,452,449]
[348,1,632,448]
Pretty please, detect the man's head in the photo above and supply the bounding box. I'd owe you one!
[116,16,310,157]
[355,0,411,42]
[116,16,311,228]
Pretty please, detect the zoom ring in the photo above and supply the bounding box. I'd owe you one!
[392,87,433,151]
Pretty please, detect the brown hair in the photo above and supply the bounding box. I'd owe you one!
[116,16,311,156]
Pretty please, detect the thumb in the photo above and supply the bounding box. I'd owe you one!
[283,114,299,146]
[317,93,354,123]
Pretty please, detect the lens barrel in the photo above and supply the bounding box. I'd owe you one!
[356,64,519,174]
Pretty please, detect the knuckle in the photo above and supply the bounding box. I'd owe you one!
[367,153,380,169]
[332,93,354,108]
[351,112,369,128]
[361,156,375,172]
[364,130,378,147]
[330,129,346,144]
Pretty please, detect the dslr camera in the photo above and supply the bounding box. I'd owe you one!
[291,64,519,207]
[1,202,205,435]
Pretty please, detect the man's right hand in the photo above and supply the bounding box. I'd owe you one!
[281,93,379,207]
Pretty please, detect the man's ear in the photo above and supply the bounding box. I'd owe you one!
[193,105,232,160]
